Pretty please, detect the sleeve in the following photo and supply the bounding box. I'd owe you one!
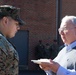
[0,48,7,75]
[57,66,76,75]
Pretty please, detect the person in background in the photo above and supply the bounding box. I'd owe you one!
[0,5,25,75]
[39,15,76,75]
[49,39,59,59]
[35,40,45,59]
[44,43,51,59]
[58,44,65,51]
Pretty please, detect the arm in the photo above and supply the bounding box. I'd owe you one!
[57,66,76,75]
[39,59,76,75]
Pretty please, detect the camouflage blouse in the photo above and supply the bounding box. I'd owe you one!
[0,34,19,75]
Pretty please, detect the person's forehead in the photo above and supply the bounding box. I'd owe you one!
[12,19,19,24]
[8,17,19,24]
[60,20,74,28]
[13,19,19,24]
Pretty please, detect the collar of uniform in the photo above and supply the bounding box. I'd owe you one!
[65,41,76,51]
[0,31,4,36]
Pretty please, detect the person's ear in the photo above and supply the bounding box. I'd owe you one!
[2,17,9,26]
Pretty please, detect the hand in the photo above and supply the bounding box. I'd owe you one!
[39,59,60,73]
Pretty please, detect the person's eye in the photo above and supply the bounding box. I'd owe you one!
[15,23,19,26]
[63,28,68,30]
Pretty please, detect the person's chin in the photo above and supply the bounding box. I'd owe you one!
[9,34,15,38]
[62,40,66,43]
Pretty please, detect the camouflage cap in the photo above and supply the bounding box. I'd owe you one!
[0,5,25,25]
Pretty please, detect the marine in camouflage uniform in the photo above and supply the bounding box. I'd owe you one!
[0,5,25,75]
[0,33,19,75]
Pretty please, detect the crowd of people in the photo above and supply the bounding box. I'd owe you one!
[35,39,59,60]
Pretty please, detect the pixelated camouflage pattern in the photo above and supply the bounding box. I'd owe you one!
[0,33,19,75]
